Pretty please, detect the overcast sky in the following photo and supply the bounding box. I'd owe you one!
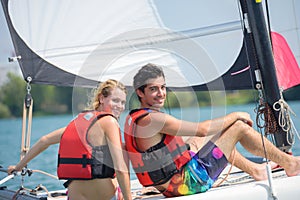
[0,4,20,85]
[0,5,15,65]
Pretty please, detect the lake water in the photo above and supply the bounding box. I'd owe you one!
[1,102,300,191]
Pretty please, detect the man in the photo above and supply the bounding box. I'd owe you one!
[124,63,300,197]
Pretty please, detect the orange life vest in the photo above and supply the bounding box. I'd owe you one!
[124,108,192,186]
[57,111,116,180]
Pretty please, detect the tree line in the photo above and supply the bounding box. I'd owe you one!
[0,72,299,119]
[0,73,74,118]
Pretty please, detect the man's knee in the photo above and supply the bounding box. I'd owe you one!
[235,120,251,129]
[231,120,252,136]
[219,120,251,143]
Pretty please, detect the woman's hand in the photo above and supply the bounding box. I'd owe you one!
[7,165,17,175]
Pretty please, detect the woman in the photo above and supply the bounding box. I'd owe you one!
[8,79,132,200]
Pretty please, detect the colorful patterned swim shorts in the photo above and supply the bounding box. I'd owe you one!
[162,141,228,197]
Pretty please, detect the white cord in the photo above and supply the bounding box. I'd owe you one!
[273,88,297,145]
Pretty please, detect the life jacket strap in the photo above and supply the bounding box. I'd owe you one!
[58,154,92,168]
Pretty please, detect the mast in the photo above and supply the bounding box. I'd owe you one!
[239,0,292,152]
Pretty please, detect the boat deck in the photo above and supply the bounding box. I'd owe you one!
[1,167,299,200]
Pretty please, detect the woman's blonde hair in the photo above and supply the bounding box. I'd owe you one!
[88,79,127,110]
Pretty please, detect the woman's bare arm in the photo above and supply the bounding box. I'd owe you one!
[7,127,65,174]
[101,116,132,200]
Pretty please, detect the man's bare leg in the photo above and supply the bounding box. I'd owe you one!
[215,120,300,177]
[185,135,278,181]
[228,149,278,181]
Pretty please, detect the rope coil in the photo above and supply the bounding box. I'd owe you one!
[272,88,299,145]
[256,101,278,135]
[272,89,296,132]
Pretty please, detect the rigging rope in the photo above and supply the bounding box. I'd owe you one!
[19,77,34,188]
[272,88,298,145]
[213,148,236,188]
[273,88,295,132]
[32,169,58,180]
[16,78,60,196]
[12,184,52,200]
[20,77,33,161]
[256,100,278,135]
[7,167,59,200]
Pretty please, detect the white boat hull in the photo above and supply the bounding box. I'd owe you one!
[0,167,299,199]
[130,168,300,199]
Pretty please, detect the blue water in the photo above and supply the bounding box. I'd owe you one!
[1,102,300,191]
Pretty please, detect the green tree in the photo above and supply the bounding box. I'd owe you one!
[31,84,75,115]
[0,72,75,117]
[56,87,73,110]
[0,72,26,117]
[71,87,92,113]
[0,102,11,118]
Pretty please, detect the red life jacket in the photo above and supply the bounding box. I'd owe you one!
[124,108,192,186]
[57,111,117,180]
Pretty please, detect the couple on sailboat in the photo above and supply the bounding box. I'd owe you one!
[7,63,300,199]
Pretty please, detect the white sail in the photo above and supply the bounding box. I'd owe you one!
[6,0,243,88]
[4,0,299,89]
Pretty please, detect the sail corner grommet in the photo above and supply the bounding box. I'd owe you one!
[26,76,32,83]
